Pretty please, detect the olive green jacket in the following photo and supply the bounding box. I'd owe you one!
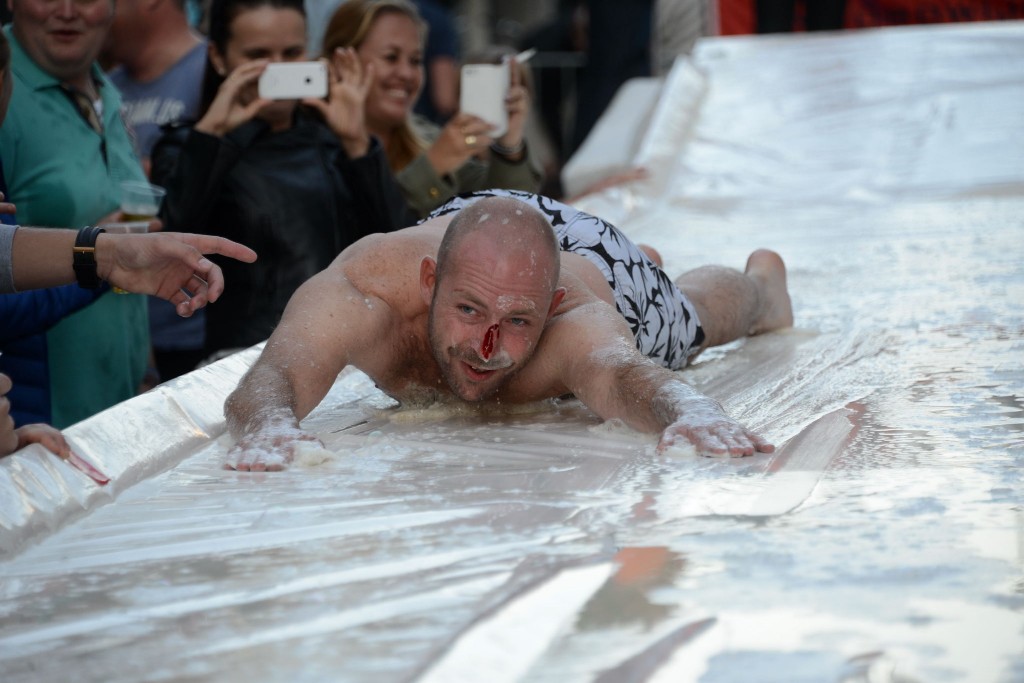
[398,115,543,218]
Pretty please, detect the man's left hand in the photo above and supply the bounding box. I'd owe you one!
[658,410,774,457]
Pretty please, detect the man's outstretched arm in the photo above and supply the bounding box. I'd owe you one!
[553,303,773,457]
[224,262,389,471]
[608,360,773,456]
[223,348,325,472]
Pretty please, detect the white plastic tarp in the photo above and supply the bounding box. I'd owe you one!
[1,19,1022,683]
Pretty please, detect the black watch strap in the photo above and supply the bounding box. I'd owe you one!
[73,226,106,289]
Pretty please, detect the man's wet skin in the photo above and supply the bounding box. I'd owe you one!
[224,195,793,470]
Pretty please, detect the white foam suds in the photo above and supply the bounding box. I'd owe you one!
[384,398,557,424]
[292,442,337,467]
[495,294,530,311]
[661,442,698,458]
[587,418,647,439]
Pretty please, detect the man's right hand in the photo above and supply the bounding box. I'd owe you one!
[0,373,18,457]
[225,421,324,472]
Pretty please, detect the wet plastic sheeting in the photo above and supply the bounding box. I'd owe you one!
[2,20,1023,683]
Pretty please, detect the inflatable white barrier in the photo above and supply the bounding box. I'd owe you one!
[561,58,708,202]
[0,347,260,557]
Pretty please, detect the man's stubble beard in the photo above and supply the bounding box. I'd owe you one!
[427,309,528,403]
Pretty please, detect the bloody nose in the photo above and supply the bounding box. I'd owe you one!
[481,324,499,360]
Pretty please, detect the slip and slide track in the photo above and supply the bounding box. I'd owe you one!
[2,20,1023,682]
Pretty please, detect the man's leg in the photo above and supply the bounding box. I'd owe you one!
[675,249,793,350]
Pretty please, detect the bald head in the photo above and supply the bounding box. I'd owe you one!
[424,197,566,403]
[436,197,561,291]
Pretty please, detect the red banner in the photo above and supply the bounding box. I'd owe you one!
[717,0,1024,35]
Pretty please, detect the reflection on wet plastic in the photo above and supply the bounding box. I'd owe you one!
[1,19,1023,683]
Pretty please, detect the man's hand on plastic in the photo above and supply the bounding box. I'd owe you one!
[225,421,325,472]
[652,388,773,457]
[657,407,775,458]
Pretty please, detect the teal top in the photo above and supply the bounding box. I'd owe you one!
[0,26,149,427]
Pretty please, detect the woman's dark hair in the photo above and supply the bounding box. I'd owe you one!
[0,30,10,75]
[199,0,306,114]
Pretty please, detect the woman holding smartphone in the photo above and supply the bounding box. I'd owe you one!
[322,0,542,218]
[152,0,414,360]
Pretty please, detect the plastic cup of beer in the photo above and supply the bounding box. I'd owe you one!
[100,220,151,234]
[120,180,166,221]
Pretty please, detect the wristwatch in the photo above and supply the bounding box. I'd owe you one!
[73,226,106,289]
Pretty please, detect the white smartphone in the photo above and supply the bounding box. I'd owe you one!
[459,62,509,137]
[258,62,328,100]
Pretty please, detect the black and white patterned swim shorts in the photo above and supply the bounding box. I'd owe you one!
[427,189,705,370]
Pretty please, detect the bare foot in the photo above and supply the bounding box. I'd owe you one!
[639,244,663,268]
[745,249,793,334]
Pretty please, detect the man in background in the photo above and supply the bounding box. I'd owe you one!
[103,0,205,175]
[103,0,208,382]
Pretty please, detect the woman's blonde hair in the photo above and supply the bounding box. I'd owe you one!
[323,0,428,171]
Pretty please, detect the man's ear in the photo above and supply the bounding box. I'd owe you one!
[547,287,566,319]
[419,257,437,306]
[208,43,227,77]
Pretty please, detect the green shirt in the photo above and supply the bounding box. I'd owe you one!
[0,26,149,427]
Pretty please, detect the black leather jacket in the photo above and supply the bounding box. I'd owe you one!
[152,111,416,355]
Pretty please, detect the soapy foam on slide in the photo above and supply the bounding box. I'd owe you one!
[382,398,560,424]
[660,442,699,459]
[292,442,337,467]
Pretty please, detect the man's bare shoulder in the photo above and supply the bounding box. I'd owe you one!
[502,271,631,402]
[557,252,616,309]
[334,222,448,301]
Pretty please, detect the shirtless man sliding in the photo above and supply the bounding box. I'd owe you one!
[225,190,793,470]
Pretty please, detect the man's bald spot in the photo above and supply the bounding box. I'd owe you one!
[435,197,561,289]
